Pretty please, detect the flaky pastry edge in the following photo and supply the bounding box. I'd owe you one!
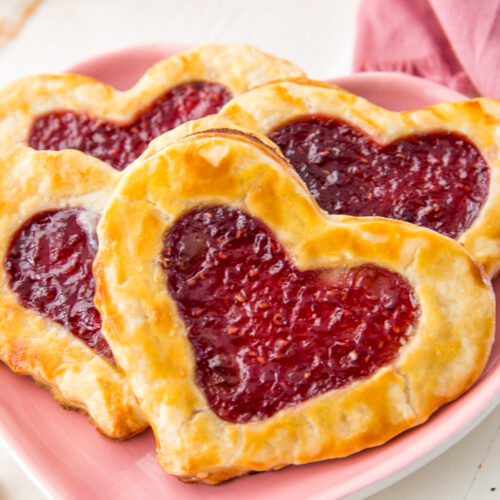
[0,146,147,438]
[94,127,494,482]
[220,80,500,277]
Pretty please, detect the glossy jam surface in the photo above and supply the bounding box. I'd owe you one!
[28,81,233,171]
[268,116,490,239]
[162,206,418,423]
[5,208,112,360]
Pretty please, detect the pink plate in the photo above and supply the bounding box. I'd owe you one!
[1,44,499,500]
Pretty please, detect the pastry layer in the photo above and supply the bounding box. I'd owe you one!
[95,127,494,481]
[0,44,305,170]
[0,146,147,438]
[220,80,500,277]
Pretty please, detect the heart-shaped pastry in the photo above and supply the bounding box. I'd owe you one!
[220,80,500,277]
[0,146,147,438]
[162,205,418,423]
[94,128,494,482]
[0,44,304,171]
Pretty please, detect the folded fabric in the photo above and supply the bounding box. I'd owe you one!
[354,0,500,98]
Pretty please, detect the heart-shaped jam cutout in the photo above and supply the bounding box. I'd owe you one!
[28,82,232,171]
[161,206,418,423]
[268,115,490,239]
[5,208,112,360]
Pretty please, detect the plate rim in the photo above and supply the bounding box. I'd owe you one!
[0,43,498,500]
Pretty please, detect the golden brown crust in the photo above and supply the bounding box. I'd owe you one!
[219,80,500,278]
[0,44,305,167]
[139,114,287,162]
[94,128,495,482]
[0,44,303,438]
[0,146,147,439]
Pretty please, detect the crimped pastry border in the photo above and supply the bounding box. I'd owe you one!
[219,80,500,277]
[0,146,147,439]
[94,129,494,482]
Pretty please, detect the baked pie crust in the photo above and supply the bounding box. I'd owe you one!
[94,127,494,482]
[140,114,285,159]
[0,146,147,439]
[0,46,303,438]
[0,45,304,169]
[220,80,500,277]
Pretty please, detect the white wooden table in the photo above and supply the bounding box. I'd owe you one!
[0,1,498,498]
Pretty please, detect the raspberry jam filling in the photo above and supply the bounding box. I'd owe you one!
[162,206,418,423]
[268,116,490,239]
[28,81,233,171]
[5,208,112,360]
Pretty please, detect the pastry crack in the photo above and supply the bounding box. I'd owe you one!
[392,364,417,418]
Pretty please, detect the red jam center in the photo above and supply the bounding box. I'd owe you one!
[5,208,112,360]
[268,115,490,239]
[28,81,233,171]
[162,206,418,423]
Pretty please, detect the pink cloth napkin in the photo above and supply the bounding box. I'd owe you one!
[354,0,500,98]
